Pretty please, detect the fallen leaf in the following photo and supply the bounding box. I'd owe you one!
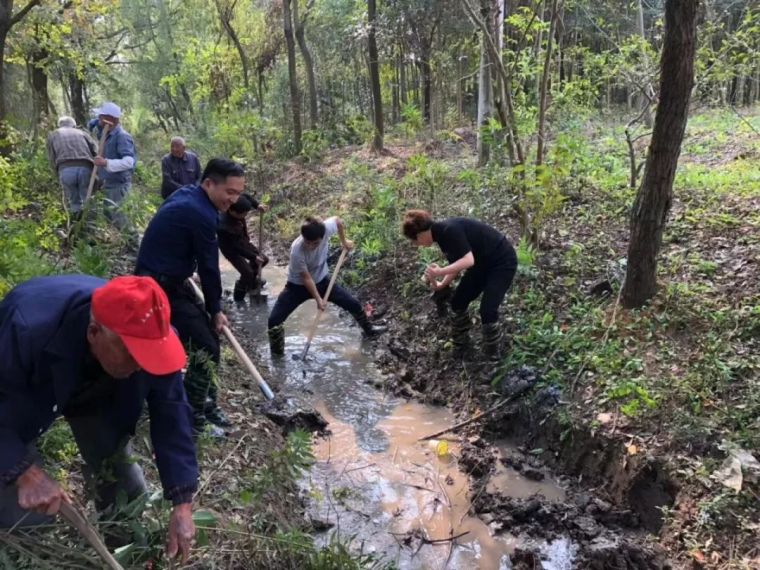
[626,444,638,456]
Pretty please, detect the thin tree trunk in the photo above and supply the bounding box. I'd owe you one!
[392,48,400,123]
[476,28,492,166]
[462,0,524,164]
[215,0,250,89]
[622,0,697,309]
[28,46,50,130]
[367,0,383,151]
[419,57,432,122]
[68,71,87,126]
[0,0,42,153]
[399,46,408,106]
[536,0,560,166]
[293,0,318,128]
[283,0,302,153]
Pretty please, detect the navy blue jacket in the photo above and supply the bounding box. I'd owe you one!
[87,119,136,187]
[161,151,202,199]
[136,185,223,315]
[0,275,198,504]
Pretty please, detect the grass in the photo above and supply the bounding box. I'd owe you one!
[265,105,760,564]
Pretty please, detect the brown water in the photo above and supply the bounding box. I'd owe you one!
[224,261,575,569]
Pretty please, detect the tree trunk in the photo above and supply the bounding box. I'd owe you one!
[536,0,560,166]
[476,0,493,166]
[68,70,87,126]
[399,47,408,105]
[635,0,653,127]
[293,0,318,129]
[419,57,432,122]
[215,0,250,89]
[621,0,697,309]
[28,48,50,130]
[367,0,383,151]
[0,0,42,152]
[282,0,302,153]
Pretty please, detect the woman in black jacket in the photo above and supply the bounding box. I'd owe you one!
[402,209,517,361]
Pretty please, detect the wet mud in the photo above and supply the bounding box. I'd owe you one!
[223,259,674,568]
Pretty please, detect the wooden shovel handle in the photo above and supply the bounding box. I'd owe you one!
[301,248,349,359]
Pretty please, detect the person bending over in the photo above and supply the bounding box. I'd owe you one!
[402,209,517,361]
[218,193,269,303]
[267,216,386,355]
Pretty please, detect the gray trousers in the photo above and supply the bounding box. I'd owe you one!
[59,166,93,214]
[103,182,131,230]
[0,414,146,529]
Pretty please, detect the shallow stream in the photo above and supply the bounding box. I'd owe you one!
[223,262,575,569]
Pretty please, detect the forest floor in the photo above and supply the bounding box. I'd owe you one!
[2,107,758,570]
[258,107,759,569]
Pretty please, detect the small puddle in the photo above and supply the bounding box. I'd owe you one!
[224,261,574,569]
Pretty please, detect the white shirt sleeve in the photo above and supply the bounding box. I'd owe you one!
[105,156,135,173]
[324,217,339,240]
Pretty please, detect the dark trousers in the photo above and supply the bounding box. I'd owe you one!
[227,253,269,291]
[0,415,146,528]
[268,278,363,329]
[167,284,221,416]
[450,254,517,324]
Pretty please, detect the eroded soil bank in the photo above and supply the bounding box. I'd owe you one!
[222,261,670,569]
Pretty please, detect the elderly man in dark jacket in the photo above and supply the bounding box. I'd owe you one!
[161,137,202,200]
[0,275,198,563]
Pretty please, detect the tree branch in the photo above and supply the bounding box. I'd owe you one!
[10,0,41,27]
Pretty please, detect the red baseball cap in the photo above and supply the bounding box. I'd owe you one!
[91,276,186,375]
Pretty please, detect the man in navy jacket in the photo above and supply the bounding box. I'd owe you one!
[137,158,245,437]
[0,275,198,563]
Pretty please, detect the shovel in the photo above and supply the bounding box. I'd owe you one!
[187,278,275,400]
[296,248,349,361]
[84,121,112,204]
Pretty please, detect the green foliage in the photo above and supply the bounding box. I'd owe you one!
[0,218,55,297]
[400,104,424,137]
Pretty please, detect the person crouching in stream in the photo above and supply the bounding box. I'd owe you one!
[267,216,387,355]
[402,209,518,361]
[218,193,270,303]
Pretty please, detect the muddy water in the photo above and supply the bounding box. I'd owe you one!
[224,262,572,569]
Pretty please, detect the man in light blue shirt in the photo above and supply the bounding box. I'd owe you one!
[267,216,386,355]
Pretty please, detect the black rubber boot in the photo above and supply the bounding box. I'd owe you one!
[268,325,285,355]
[191,412,225,440]
[353,311,387,337]
[431,286,453,317]
[233,279,247,303]
[450,311,472,358]
[204,398,232,428]
[482,322,503,362]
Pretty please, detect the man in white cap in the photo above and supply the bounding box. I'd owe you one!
[89,102,136,230]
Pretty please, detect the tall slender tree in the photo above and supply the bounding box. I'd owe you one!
[367,0,383,151]
[293,0,318,129]
[283,0,302,153]
[0,0,42,148]
[622,0,698,308]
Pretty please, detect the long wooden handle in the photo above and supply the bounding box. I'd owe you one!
[84,123,111,203]
[221,324,274,400]
[187,279,275,400]
[301,248,349,359]
[59,501,124,570]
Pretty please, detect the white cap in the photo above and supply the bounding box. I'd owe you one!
[93,101,122,118]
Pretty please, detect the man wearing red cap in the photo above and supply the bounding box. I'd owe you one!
[0,275,198,562]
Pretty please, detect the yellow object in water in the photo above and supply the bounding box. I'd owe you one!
[436,440,449,457]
